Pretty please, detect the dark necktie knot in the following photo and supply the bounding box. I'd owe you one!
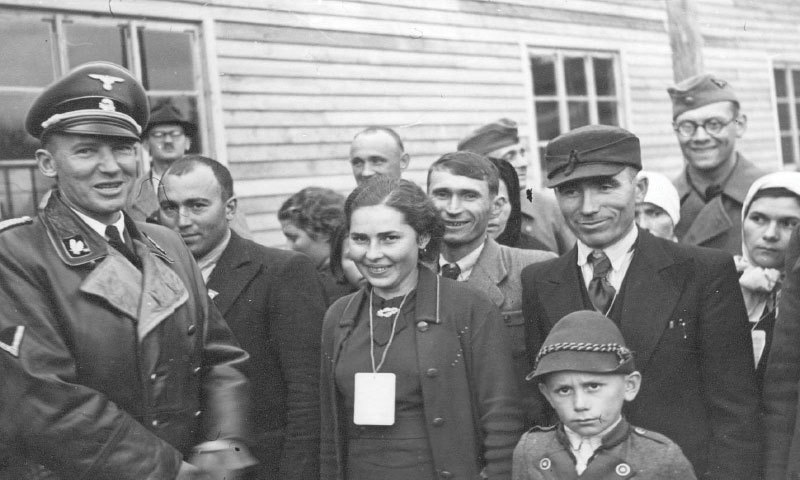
[588,250,615,313]
[441,263,461,280]
[705,184,723,201]
[105,225,141,270]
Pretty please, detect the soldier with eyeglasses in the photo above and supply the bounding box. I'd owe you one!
[668,74,770,255]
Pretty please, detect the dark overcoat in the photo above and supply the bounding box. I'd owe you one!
[320,267,524,480]
[521,229,761,480]
[207,231,327,480]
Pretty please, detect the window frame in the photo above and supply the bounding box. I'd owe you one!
[772,62,800,167]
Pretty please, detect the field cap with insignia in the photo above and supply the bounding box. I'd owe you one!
[668,73,738,119]
[544,124,640,188]
[25,61,149,140]
[526,310,636,382]
[144,102,196,138]
[458,118,519,156]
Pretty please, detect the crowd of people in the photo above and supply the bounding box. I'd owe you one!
[2,59,800,480]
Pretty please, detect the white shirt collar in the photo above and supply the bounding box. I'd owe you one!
[70,208,126,241]
[197,228,232,283]
[576,225,638,269]
[439,241,485,281]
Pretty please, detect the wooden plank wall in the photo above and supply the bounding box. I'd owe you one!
[208,0,677,246]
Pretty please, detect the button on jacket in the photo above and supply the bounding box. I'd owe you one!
[0,191,250,479]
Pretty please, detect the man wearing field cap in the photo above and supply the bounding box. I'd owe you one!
[0,61,254,479]
[521,124,760,479]
[669,73,768,254]
[459,119,574,254]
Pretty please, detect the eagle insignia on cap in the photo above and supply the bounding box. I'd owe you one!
[98,98,116,112]
[63,235,91,257]
[710,78,727,89]
[88,73,125,91]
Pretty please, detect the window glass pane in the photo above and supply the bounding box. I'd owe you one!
[777,103,791,130]
[794,71,800,99]
[775,69,787,98]
[535,101,560,141]
[0,92,41,160]
[593,58,615,96]
[795,102,800,129]
[564,57,587,96]
[568,101,589,129]
[140,29,195,90]
[66,23,125,68]
[597,101,619,125]
[0,166,54,219]
[531,56,556,96]
[147,96,201,154]
[781,136,794,166]
[0,18,54,86]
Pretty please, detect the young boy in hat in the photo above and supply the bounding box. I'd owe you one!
[513,310,696,479]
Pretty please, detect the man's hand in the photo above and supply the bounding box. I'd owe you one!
[176,461,213,480]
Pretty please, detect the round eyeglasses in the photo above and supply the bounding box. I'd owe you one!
[149,129,185,140]
[673,118,736,137]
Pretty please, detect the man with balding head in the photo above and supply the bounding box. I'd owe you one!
[349,126,409,185]
[459,119,574,254]
[669,74,768,254]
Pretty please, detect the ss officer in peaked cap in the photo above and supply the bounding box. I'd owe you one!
[0,61,255,479]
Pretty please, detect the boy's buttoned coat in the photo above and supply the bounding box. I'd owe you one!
[320,267,524,480]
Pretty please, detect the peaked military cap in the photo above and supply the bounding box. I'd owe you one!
[144,102,196,138]
[26,61,148,140]
[458,118,519,156]
[544,124,640,188]
[527,310,636,382]
[668,73,739,119]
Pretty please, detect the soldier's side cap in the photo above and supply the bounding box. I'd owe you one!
[25,61,148,140]
[667,73,739,119]
[144,102,196,138]
[544,125,640,188]
[525,310,636,382]
[457,118,519,156]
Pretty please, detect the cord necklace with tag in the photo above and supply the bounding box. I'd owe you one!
[369,288,411,372]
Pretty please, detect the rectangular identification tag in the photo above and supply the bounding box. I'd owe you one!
[353,372,396,425]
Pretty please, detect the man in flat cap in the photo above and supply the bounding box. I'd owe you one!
[0,61,254,479]
[669,73,768,254]
[459,119,574,254]
[348,126,410,186]
[520,124,760,479]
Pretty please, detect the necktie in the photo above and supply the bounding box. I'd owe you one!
[705,184,723,201]
[441,263,461,280]
[105,225,141,270]
[588,250,615,313]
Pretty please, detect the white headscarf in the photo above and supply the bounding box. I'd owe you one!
[637,170,681,226]
[737,171,800,323]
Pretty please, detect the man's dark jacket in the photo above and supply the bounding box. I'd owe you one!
[207,231,327,480]
[521,229,761,480]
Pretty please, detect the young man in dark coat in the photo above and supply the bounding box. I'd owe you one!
[521,124,761,479]
[158,155,327,480]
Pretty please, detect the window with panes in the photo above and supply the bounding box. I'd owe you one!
[774,65,800,166]
[0,9,205,218]
[529,49,623,181]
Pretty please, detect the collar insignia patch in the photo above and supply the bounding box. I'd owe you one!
[0,326,25,358]
[63,235,91,257]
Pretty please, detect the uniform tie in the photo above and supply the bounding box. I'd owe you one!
[105,225,141,270]
[588,250,615,313]
[440,263,461,280]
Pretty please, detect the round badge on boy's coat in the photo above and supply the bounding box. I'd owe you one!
[416,321,429,332]
[615,462,631,476]
[539,458,551,470]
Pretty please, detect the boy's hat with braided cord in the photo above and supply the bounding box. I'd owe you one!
[526,310,636,382]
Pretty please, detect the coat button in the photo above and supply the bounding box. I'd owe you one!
[439,471,452,479]
[426,368,439,377]
[151,419,159,428]
[193,366,202,375]
[503,314,511,324]
[187,324,197,335]
[432,417,444,426]
[616,463,631,476]
[416,321,429,332]
[194,410,202,418]
[149,373,157,382]
[539,458,551,470]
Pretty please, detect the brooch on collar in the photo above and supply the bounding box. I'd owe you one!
[376,307,401,318]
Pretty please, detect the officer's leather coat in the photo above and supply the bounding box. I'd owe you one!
[0,191,250,479]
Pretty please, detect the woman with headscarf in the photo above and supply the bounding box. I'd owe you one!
[735,171,800,393]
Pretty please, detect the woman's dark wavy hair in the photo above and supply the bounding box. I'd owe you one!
[487,157,522,247]
[278,187,345,242]
[344,176,444,263]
